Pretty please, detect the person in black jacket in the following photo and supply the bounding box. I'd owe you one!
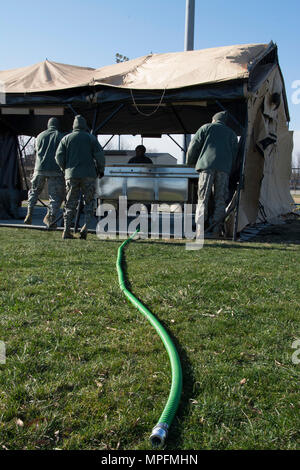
[128,145,153,164]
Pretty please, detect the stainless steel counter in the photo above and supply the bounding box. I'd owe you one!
[97,164,198,203]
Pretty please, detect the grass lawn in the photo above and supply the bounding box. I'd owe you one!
[0,227,299,450]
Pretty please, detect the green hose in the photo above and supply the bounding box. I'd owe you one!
[116,230,182,447]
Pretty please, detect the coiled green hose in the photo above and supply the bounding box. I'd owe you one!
[116,230,182,447]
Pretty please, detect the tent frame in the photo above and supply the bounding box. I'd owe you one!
[0,42,293,239]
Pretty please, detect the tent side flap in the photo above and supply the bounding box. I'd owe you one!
[235,65,293,233]
[0,132,24,219]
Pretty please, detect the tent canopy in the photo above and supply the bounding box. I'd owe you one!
[0,42,285,137]
[1,43,269,93]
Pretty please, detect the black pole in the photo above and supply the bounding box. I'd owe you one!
[170,105,188,135]
[182,0,195,163]
[16,140,29,192]
[91,108,98,133]
[20,136,34,153]
[167,134,185,153]
[233,112,249,241]
[184,0,195,51]
[103,135,115,149]
[93,104,124,134]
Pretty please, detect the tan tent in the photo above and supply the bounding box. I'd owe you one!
[0,41,293,236]
[0,43,272,93]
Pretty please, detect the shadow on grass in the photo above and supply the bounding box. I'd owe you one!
[2,225,298,251]
[207,242,292,251]
[77,236,299,251]
[128,239,292,251]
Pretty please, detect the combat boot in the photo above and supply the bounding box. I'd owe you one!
[62,230,74,239]
[79,224,88,240]
[43,211,50,227]
[48,214,57,229]
[24,207,33,225]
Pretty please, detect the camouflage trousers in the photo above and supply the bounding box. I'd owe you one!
[195,170,229,229]
[28,174,65,218]
[64,178,96,231]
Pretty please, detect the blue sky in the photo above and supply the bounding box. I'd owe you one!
[1,0,300,159]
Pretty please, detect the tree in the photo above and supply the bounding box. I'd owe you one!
[115,53,129,63]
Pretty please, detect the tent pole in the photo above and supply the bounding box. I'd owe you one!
[67,104,78,117]
[170,105,188,136]
[170,105,189,164]
[91,107,98,135]
[16,140,29,192]
[167,134,185,153]
[93,104,125,134]
[182,0,195,163]
[103,135,115,149]
[184,0,195,51]
[233,106,250,241]
[20,136,34,153]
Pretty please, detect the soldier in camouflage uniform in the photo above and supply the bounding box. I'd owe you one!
[187,111,238,236]
[55,115,105,239]
[24,117,65,227]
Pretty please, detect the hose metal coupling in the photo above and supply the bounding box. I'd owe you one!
[150,423,169,447]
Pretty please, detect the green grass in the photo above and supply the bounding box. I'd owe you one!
[0,227,299,450]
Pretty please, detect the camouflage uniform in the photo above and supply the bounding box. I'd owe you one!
[28,174,65,219]
[195,170,229,228]
[24,117,65,226]
[64,178,96,232]
[55,115,105,239]
[187,111,238,234]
